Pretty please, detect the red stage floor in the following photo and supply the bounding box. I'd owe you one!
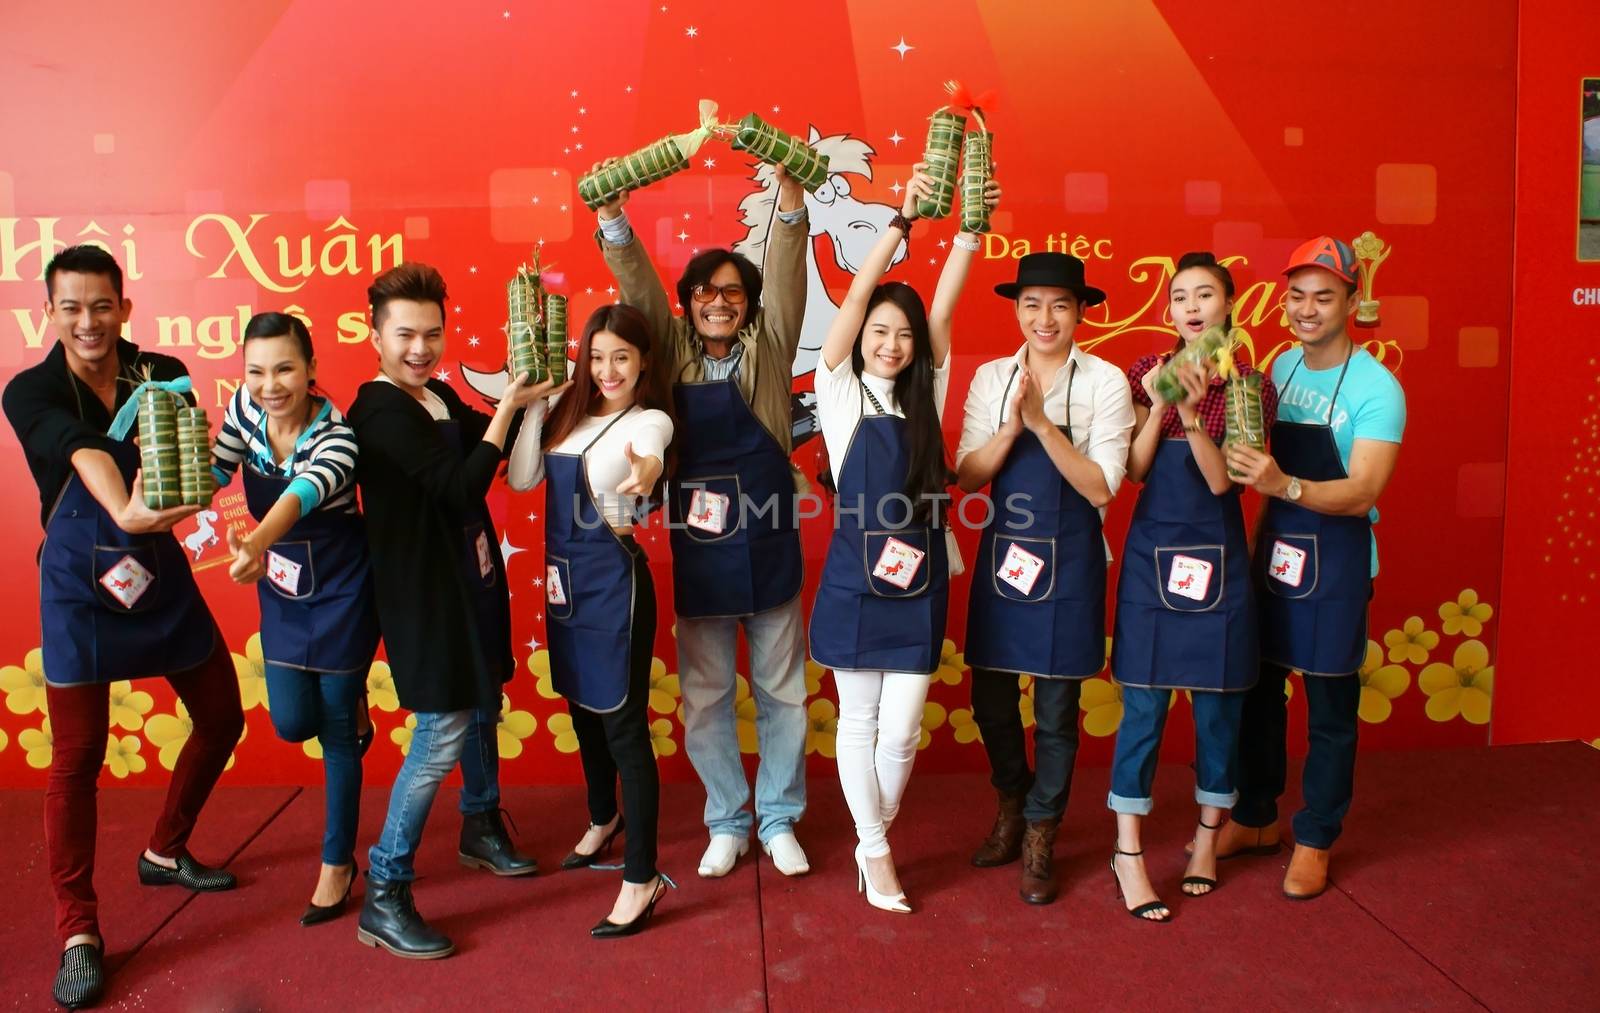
[2,744,1595,1011]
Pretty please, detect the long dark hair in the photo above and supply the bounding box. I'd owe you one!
[817,282,951,523]
[1169,251,1235,356]
[542,303,676,481]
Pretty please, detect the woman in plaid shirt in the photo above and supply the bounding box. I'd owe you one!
[1106,252,1278,922]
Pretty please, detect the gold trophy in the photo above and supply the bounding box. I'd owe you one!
[1351,230,1391,328]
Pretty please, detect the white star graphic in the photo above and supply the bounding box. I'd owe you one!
[500,533,524,564]
[772,105,781,113]
[606,285,617,295]
[578,107,587,115]
[928,257,937,265]
[563,147,571,154]
[677,230,689,241]
[535,611,542,621]
[682,211,692,220]
[525,634,542,654]
[585,287,594,294]
[526,512,538,523]
[890,181,904,195]
[469,265,478,273]
[685,25,698,37]
[531,195,541,204]
[888,130,905,146]
[435,368,451,380]
[570,125,579,134]
[503,10,510,18]
[575,143,583,151]
[468,336,481,347]
[703,158,716,168]
[559,203,568,212]
[570,89,579,98]
[938,239,948,249]
[531,575,544,587]
[455,325,463,333]
[659,4,667,10]
[891,36,914,59]
[453,305,461,313]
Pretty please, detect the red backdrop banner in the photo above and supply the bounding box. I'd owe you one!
[0,1,1528,787]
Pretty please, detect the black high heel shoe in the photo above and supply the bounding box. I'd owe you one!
[1181,818,1222,896]
[590,877,667,938]
[1111,847,1171,923]
[561,816,625,870]
[300,862,357,926]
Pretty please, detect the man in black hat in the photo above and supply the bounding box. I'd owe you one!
[954,252,1135,904]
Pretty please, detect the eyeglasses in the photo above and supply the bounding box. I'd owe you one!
[690,282,748,305]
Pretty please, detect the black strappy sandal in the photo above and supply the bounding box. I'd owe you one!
[1182,818,1222,896]
[1110,847,1171,923]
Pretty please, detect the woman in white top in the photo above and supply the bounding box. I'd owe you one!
[508,303,673,937]
[809,166,998,913]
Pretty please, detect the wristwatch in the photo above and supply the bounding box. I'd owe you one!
[1284,476,1303,502]
[1182,418,1204,434]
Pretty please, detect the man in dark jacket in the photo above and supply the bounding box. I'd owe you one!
[346,263,550,959]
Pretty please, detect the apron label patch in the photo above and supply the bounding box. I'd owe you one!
[997,543,1045,595]
[266,551,303,595]
[546,565,568,606]
[1166,554,1213,601]
[873,537,925,590]
[476,531,494,579]
[99,554,153,609]
[1269,540,1307,588]
[687,488,731,534]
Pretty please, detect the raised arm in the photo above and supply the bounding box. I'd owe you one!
[758,165,810,364]
[820,181,916,372]
[592,167,677,349]
[928,175,1000,369]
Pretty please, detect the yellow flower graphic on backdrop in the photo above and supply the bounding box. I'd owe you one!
[104,733,146,779]
[1017,675,1036,729]
[1383,617,1438,665]
[1080,677,1123,737]
[231,633,270,711]
[21,719,52,768]
[107,680,154,731]
[1439,590,1493,638]
[805,659,827,695]
[649,718,678,757]
[498,693,538,758]
[390,713,418,756]
[648,658,679,714]
[0,728,7,753]
[734,676,759,754]
[919,701,948,750]
[1357,641,1410,723]
[527,650,560,700]
[1419,640,1494,725]
[145,703,245,771]
[933,640,968,686]
[367,661,399,712]
[547,712,579,753]
[950,708,982,744]
[1,648,47,715]
[805,698,838,758]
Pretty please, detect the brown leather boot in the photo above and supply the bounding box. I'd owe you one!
[1018,818,1060,905]
[1187,819,1282,859]
[970,791,1027,867]
[1282,843,1330,900]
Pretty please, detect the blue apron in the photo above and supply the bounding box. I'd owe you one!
[1256,352,1370,676]
[668,376,803,618]
[544,407,639,712]
[809,384,948,675]
[1111,438,1257,691]
[964,363,1105,679]
[38,413,216,687]
[438,417,514,687]
[240,423,379,675]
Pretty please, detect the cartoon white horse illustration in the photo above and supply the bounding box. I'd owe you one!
[183,510,220,561]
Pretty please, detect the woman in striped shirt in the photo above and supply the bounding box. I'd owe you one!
[212,312,381,927]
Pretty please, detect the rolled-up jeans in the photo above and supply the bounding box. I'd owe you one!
[368,707,498,882]
[1107,686,1245,815]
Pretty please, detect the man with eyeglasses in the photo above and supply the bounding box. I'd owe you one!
[592,162,812,880]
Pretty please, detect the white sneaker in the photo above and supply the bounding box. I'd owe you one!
[697,834,749,878]
[763,831,810,876]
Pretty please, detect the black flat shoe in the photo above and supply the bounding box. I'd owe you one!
[590,878,666,939]
[300,862,357,926]
[561,816,624,870]
[52,942,104,1010]
[137,853,236,892]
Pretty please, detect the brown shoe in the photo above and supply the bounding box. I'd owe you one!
[1283,843,1330,900]
[1019,818,1060,905]
[1186,819,1282,860]
[971,791,1027,867]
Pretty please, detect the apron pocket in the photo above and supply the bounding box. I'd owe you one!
[1154,544,1225,612]
[1263,533,1318,599]
[545,554,575,621]
[464,521,498,589]
[675,474,743,543]
[263,540,317,600]
[863,528,932,598]
[92,543,161,613]
[991,534,1056,603]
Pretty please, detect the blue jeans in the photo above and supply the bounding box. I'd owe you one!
[367,707,500,882]
[1107,687,1245,816]
[676,596,807,842]
[971,671,1083,823]
[264,663,370,866]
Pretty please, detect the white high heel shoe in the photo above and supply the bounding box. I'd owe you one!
[855,844,911,914]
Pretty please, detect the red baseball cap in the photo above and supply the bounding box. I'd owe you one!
[1282,236,1358,284]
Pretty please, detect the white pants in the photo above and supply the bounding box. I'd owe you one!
[833,670,929,857]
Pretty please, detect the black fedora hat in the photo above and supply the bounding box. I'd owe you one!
[993,252,1106,306]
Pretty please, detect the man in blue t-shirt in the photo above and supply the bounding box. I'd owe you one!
[1221,236,1405,901]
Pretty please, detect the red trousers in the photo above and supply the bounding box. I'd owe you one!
[44,635,244,942]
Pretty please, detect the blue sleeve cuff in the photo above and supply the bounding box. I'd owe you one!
[285,476,318,517]
[776,206,807,225]
[598,213,634,246]
[210,464,231,487]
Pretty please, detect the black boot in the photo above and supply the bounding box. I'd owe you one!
[458,808,538,877]
[356,874,453,959]
[52,942,104,1010]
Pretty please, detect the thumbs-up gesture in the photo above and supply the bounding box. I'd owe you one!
[226,523,267,585]
[616,441,663,498]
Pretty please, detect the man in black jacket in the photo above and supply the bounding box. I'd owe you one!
[346,263,550,959]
